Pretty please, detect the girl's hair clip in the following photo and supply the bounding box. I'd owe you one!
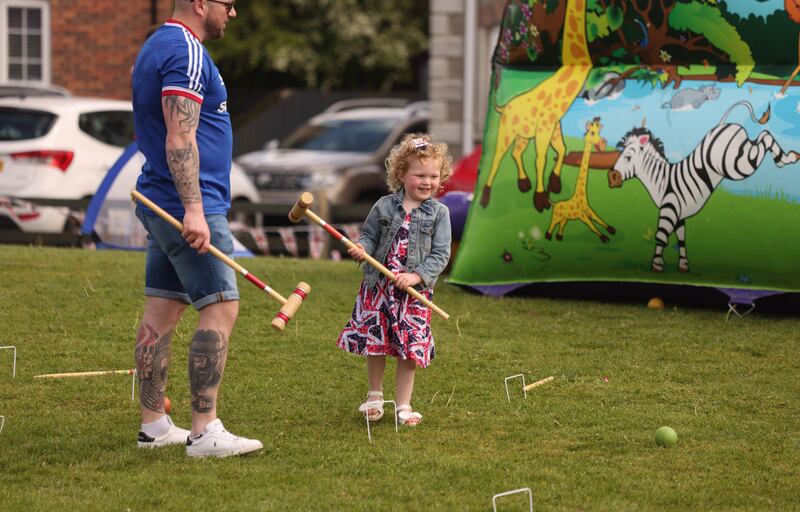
[410,138,429,150]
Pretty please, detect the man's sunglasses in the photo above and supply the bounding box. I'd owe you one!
[192,0,235,14]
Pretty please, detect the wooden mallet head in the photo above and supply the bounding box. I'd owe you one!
[271,281,311,331]
[288,192,314,223]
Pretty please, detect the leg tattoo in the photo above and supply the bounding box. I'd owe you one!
[189,329,227,413]
[135,324,172,413]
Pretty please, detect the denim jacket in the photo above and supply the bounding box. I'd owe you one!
[358,190,451,291]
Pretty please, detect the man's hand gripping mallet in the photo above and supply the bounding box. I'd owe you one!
[132,190,310,331]
[288,192,449,320]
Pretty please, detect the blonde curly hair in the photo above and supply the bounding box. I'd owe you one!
[385,133,453,193]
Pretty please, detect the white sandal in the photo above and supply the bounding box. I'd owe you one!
[396,404,422,426]
[358,391,384,422]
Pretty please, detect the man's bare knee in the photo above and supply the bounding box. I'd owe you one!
[142,297,187,332]
[197,300,239,332]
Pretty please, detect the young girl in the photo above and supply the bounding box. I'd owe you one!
[337,133,453,426]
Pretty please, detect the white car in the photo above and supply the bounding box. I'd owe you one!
[0,96,136,200]
[0,195,72,233]
[0,96,259,203]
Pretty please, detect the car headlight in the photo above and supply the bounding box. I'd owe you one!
[254,172,272,188]
[307,169,339,189]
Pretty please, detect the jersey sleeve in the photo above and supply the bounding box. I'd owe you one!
[159,32,207,104]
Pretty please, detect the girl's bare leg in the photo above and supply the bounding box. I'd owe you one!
[396,358,420,425]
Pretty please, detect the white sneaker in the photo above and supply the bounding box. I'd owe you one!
[185,419,263,458]
[137,416,191,448]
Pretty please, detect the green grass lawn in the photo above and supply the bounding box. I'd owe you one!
[0,246,798,511]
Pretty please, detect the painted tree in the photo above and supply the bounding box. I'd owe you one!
[591,0,754,87]
[494,0,565,66]
[494,0,755,89]
[780,0,800,95]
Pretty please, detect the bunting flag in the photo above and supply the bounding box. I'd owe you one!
[230,221,269,255]
[250,227,270,256]
[342,223,361,244]
[308,225,326,260]
[278,227,299,258]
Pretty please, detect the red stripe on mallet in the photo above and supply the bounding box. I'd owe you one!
[245,272,268,289]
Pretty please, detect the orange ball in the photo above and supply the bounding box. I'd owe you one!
[647,297,665,310]
[164,396,172,415]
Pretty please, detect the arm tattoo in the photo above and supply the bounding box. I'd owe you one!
[135,324,173,413]
[163,96,202,204]
[163,95,200,135]
[189,329,228,413]
[167,143,201,204]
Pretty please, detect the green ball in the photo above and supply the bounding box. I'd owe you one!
[655,426,677,447]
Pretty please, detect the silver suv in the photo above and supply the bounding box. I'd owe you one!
[235,98,429,207]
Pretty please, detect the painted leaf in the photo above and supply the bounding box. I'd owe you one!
[606,5,624,31]
[668,1,754,85]
[587,12,609,42]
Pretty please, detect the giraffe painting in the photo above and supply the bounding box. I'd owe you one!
[546,117,615,243]
[481,0,592,213]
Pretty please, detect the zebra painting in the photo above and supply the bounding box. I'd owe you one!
[609,101,800,273]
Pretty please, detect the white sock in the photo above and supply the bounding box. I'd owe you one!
[141,415,170,437]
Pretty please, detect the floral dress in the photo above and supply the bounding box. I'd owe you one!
[337,213,435,367]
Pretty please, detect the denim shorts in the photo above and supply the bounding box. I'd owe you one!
[135,206,239,310]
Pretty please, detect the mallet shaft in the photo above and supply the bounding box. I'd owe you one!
[294,195,449,320]
[131,190,288,305]
[34,369,136,379]
[523,376,554,391]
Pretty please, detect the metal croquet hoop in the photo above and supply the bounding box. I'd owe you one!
[131,190,310,331]
[493,487,533,512]
[1,345,16,378]
[0,416,5,435]
[504,374,527,401]
[366,400,398,443]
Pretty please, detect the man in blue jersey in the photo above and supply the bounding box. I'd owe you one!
[131,0,262,458]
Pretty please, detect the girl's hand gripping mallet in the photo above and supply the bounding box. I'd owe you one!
[288,192,449,320]
[132,190,310,331]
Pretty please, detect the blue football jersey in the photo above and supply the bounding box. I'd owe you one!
[132,19,232,217]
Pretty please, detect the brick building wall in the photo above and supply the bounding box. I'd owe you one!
[50,0,173,99]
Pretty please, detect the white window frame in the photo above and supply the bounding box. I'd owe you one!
[0,0,51,84]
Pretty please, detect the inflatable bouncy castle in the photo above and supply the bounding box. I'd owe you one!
[448,0,800,302]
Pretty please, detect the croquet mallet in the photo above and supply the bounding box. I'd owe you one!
[132,190,310,331]
[34,369,136,379]
[523,376,554,391]
[288,192,449,320]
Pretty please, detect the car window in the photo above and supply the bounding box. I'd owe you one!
[0,107,57,140]
[78,110,135,147]
[282,118,396,153]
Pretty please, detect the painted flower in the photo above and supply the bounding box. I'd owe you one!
[660,50,672,63]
